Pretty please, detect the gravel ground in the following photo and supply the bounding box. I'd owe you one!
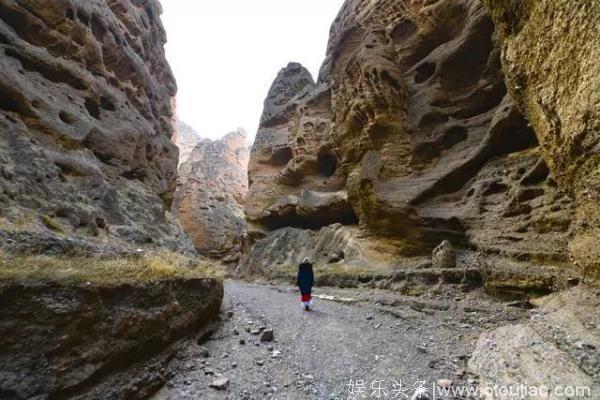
[152,281,527,400]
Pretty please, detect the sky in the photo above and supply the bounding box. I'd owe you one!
[161,0,346,141]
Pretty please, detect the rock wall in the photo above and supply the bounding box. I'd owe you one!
[485,0,600,279]
[173,119,202,166]
[245,0,577,278]
[0,278,223,399]
[174,127,249,262]
[0,0,192,252]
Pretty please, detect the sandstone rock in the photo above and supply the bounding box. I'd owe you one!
[0,0,191,252]
[485,0,600,279]
[432,240,456,269]
[243,0,576,280]
[173,120,202,166]
[174,127,249,261]
[0,278,223,399]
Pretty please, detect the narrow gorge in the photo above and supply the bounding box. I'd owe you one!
[0,0,598,399]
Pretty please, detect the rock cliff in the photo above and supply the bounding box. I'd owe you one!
[0,0,191,252]
[485,0,600,279]
[173,119,202,166]
[174,127,249,262]
[244,0,586,288]
[0,1,224,398]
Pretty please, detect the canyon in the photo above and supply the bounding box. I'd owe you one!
[0,0,598,398]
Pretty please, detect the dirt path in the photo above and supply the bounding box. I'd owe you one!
[153,281,526,399]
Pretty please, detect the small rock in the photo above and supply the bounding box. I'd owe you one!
[366,315,374,320]
[239,339,246,345]
[210,377,230,390]
[231,362,237,368]
[432,240,456,268]
[417,345,427,354]
[456,369,466,378]
[436,379,453,388]
[250,329,261,335]
[227,311,234,318]
[256,360,264,366]
[198,346,210,358]
[258,326,267,332]
[245,327,251,333]
[272,350,282,358]
[260,329,274,342]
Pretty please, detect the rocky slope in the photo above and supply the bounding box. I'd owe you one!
[0,0,191,252]
[243,0,589,290]
[174,127,249,262]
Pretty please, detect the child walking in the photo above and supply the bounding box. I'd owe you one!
[297,257,314,311]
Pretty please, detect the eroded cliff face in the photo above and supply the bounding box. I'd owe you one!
[175,127,249,262]
[0,0,192,251]
[173,119,202,166]
[485,0,600,279]
[245,0,579,285]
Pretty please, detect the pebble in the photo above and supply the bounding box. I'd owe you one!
[239,339,246,345]
[210,377,230,390]
[256,360,264,366]
[261,329,274,342]
[437,379,453,388]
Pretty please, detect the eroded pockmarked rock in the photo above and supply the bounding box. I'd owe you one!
[0,0,190,251]
[174,127,249,261]
[243,0,575,281]
[485,0,600,279]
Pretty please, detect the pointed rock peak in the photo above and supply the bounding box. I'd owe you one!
[260,62,315,127]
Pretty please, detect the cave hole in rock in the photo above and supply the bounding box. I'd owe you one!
[4,48,88,91]
[84,98,100,119]
[59,110,75,125]
[100,96,116,111]
[0,85,23,113]
[77,11,90,25]
[440,16,495,92]
[271,146,293,166]
[65,8,75,20]
[391,19,417,43]
[415,62,436,84]
[483,181,509,196]
[91,14,106,41]
[440,126,468,149]
[419,112,449,131]
[318,153,338,177]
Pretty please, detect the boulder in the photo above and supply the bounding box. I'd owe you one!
[432,241,456,269]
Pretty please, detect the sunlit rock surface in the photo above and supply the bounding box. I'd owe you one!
[174,128,249,262]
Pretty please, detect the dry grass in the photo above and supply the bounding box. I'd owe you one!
[0,249,223,285]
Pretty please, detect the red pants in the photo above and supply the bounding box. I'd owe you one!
[301,294,312,302]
